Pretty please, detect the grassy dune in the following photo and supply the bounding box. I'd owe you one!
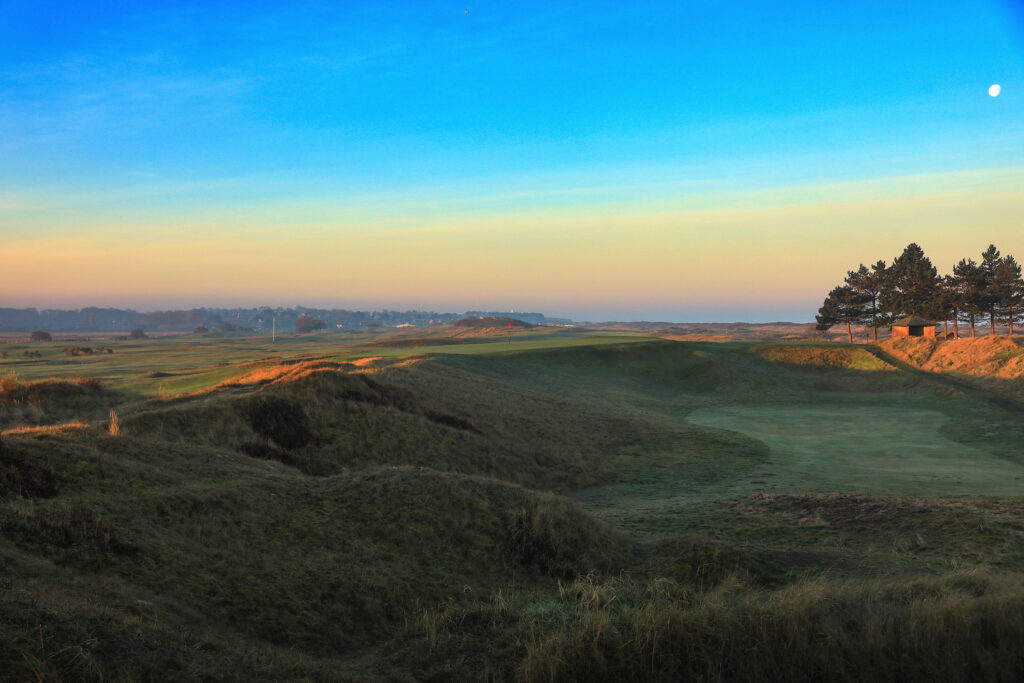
[1,332,1023,679]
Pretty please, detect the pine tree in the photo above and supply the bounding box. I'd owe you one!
[994,254,1024,336]
[816,285,870,343]
[950,258,984,338]
[933,276,957,339]
[979,245,1003,337]
[879,243,941,321]
[845,261,887,342]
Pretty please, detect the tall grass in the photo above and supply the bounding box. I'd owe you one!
[513,571,1024,682]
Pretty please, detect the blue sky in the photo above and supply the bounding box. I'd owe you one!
[1,1,1022,320]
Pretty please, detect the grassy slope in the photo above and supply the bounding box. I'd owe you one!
[2,333,1024,680]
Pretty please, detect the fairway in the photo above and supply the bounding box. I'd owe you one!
[687,405,1024,497]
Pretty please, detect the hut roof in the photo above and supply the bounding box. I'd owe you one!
[892,315,935,327]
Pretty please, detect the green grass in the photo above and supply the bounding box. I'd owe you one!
[2,331,1024,679]
[686,405,1024,496]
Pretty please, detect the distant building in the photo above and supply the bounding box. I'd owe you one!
[892,315,937,338]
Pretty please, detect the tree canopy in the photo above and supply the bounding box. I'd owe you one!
[816,243,1024,341]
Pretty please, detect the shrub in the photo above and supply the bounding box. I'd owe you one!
[246,395,312,449]
[30,330,52,342]
[194,325,209,334]
[129,328,147,339]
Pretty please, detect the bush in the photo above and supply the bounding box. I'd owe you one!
[30,330,52,342]
[246,395,312,449]
[129,328,147,339]
[194,325,209,334]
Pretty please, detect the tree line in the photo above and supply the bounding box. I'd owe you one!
[816,243,1024,342]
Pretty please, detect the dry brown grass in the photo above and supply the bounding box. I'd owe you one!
[1,421,90,436]
[882,337,1024,379]
[657,333,734,342]
[198,360,355,393]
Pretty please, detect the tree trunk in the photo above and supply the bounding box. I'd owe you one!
[846,321,852,344]
[954,317,959,339]
[990,312,996,337]
[943,320,948,340]
[872,325,877,342]
[971,320,976,338]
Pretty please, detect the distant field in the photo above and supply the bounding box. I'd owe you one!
[0,328,648,395]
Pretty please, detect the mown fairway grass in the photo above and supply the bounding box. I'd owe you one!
[2,331,1023,680]
[687,405,1024,496]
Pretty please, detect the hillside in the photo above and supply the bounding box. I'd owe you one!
[2,333,1024,679]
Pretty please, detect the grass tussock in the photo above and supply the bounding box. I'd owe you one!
[504,492,635,578]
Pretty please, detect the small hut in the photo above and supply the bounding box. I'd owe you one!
[892,315,937,338]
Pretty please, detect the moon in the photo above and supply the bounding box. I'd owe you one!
[989,84,1001,97]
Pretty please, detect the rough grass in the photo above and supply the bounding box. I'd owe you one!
[2,335,1024,679]
[882,337,1024,379]
[390,571,1024,681]
[753,344,896,371]
[0,374,121,430]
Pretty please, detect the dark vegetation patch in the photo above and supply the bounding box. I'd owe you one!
[238,439,301,467]
[424,410,483,434]
[502,493,635,578]
[245,395,312,449]
[142,370,172,378]
[0,440,64,499]
[0,504,137,566]
[724,493,1024,566]
[725,492,1014,529]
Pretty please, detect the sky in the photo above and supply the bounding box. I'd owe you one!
[1,0,1022,322]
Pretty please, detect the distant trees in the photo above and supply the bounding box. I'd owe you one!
[816,286,869,343]
[816,243,1024,341]
[879,243,941,320]
[295,315,326,334]
[29,330,52,341]
[129,328,147,340]
[845,261,888,341]
[995,255,1024,336]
